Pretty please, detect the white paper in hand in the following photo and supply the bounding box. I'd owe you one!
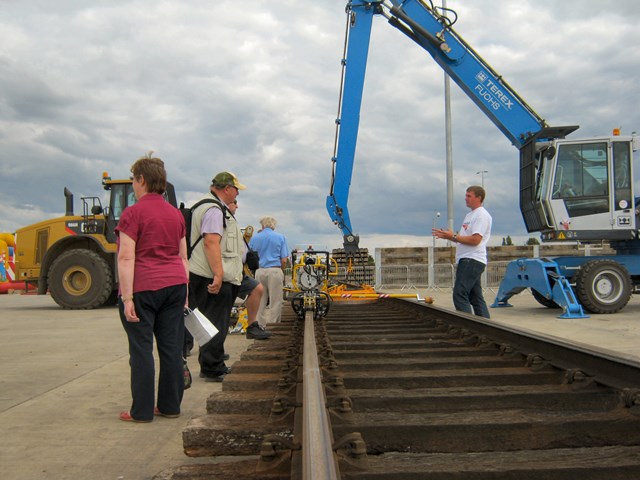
[184,308,219,346]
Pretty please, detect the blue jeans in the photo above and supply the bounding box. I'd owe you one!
[453,258,490,318]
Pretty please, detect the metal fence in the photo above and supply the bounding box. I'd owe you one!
[376,261,510,290]
[285,261,511,291]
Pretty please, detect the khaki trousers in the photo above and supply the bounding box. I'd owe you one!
[255,267,284,327]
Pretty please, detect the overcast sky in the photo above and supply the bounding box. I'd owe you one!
[2,0,639,254]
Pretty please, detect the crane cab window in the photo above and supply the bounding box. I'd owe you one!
[612,142,632,211]
[551,142,609,217]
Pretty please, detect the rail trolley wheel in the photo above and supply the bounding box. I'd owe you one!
[573,259,632,314]
[291,292,305,319]
[314,291,332,319]
[290,291,332,320]
[48,249,114,309]
[530,288,560,309]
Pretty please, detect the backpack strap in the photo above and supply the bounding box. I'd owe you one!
[190,196,228,252]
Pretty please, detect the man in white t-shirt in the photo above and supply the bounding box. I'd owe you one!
[432,186,492,318]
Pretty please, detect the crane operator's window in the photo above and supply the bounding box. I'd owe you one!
[552,142,609,217]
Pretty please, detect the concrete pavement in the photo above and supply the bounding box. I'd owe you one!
[0,293,253,480]
[1,288,638,480]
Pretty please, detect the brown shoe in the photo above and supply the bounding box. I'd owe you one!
[154,407,180,418]
[119,411,152,423]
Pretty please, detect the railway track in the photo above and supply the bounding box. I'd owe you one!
[157,298,640,479]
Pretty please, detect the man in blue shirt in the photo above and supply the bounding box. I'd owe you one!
[249,216,290,327]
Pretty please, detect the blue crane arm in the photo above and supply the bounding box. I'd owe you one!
[326,3,376,253]
[385,0,548,147]
[327,0,563,251]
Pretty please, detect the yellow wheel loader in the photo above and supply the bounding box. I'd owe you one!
[14,173,177,309]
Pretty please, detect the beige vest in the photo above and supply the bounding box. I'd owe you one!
[189,195,244,285]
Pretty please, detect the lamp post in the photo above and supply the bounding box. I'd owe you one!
[476,170,488,187]
[432,211,441,249]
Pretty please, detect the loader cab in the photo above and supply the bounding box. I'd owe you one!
[102,175,178,244]
[100,180,136,244]
[537,137,636,242]
[109,182,137,221]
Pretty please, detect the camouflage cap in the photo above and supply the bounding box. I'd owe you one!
[211,171,246,190]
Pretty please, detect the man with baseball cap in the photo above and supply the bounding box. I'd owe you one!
[212,171,246,191]
[187,171,246,382]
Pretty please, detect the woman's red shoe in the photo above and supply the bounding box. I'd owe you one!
[119,411,152,423]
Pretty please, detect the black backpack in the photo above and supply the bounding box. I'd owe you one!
[179,197,227,258]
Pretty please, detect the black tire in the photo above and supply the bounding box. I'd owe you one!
[573,259,632,314]
[48,249,114,309]
[530,288,560,309]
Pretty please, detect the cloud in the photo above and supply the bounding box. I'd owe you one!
[1,0,639,254]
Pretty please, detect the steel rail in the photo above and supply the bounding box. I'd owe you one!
[302,310,340,479]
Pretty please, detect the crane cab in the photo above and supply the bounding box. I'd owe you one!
[522,135,637,243]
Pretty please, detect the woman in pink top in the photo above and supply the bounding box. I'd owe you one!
[116,154,189,422]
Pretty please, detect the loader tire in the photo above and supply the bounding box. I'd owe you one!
[49,249,114,309]
[573,259,632,314]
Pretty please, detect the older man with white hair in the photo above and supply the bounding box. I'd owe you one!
[249,216,289,327]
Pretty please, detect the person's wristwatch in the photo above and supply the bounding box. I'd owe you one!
[452,234,458,242]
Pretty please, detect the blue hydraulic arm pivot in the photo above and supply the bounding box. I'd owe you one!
[327,1,572,251]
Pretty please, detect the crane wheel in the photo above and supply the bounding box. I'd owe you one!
[530,288,560,309]
[49,249,114,309]
[573,259,632,314]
